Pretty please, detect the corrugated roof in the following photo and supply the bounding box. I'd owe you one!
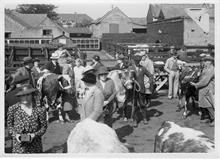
[150,4,214,19]
[58,14,93,23]
[64,27,92,34]
[130,17,147,26]
[92,7,132,24]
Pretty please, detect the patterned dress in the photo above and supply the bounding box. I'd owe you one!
[7,103,47,153]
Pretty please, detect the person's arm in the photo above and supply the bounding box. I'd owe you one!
[34,107,47,137]
[194,70,214,89]
[88,91,104,121]
[106,80,117,103]
[164,59,171,73]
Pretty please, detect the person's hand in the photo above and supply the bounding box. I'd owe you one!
[104,101,109,106]
[190,82,196,86]
[28,133,35,142]
[15,134,21,143]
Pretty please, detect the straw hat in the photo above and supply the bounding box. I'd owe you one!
[50,52,59,59]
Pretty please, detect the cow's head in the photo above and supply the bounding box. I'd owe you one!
[119,70,135,90]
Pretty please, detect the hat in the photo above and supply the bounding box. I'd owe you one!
[34,58,40,62]
[23,56,33,64]
[97,66,108,75]
[170,45,175,49]
[83,66,95,75]
[92,55,100,61]
[81,73,96,84]
[133,55,142,62]
[15,84,37,97]
[118,54,125,60]
[50,52,59,59]
[203,56,214,61]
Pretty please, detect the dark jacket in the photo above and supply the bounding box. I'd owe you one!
[11,66,35,88]
[44,61,62,74]
[129,65,154,94]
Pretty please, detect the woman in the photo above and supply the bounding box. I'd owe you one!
[7,84,47,153]
[32,58,43,85]
[96,66,117,127]
[191,56,215,127]
[80,73,104,122]
[74,58,85,92]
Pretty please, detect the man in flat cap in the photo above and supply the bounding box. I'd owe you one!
[9,56,35,89]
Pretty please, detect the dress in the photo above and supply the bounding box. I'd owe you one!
[7,103,47,153]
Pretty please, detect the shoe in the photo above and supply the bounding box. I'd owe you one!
[200,119,210,123]
[143,119,148,125]
[209,121,214,127]
[132,121,138,127]
[168,96,172,99]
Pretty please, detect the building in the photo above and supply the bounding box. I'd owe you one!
[146,4,214,46]
[58,13,93,27]
[5,10,68,44]
[130,17,147,33]
[90,7,134,38]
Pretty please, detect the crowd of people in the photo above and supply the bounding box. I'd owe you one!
[5,45,215,153]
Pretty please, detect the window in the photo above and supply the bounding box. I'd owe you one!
[42,29,52,36]
[5,32,11,38]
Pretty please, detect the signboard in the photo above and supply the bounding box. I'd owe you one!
[184,8,209,34]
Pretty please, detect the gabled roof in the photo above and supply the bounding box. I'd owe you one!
[91,7,132,24]
[64,27,92,34]
[58,14,93,23]
[149,4,214,19]
[130,17,147,26]
[5,10,67,32]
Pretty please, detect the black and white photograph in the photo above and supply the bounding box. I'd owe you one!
[1,0,219,156]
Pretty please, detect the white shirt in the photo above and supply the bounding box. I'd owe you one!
[100,80,106,89]
[74,65,85,81]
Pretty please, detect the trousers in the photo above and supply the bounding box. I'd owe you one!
[168,70,180,98]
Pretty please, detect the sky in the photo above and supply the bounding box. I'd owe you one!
[5,3,149,20]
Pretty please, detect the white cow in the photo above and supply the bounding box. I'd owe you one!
[154,121,214,153]
[67,118,129,153]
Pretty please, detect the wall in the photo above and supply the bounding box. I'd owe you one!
[184,18,214,46]
[147,18,184,46]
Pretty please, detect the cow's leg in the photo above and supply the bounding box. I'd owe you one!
[131,92,138,127]
[182,96,189,119]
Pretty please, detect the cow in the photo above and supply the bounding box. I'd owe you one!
[108,69,143,124]
[37,73,73,121]
[154,121,214,153]
[67,118,129,153]
[177,66,201,119]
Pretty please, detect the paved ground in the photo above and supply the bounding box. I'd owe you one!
[4,51,214,153]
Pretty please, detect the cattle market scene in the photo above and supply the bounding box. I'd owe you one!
[4,3,216,154]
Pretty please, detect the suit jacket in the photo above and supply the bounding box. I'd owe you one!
[80,86,104,121]
[96,78,116,103]
[195,65,215,108]
[11,66,35,88]
[129,65,154,94]
[92,62,103,72]
[44,61,62,74]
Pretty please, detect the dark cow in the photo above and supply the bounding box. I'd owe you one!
[154,121,214,152]
[37,73,73,121]
[177,66,201,118]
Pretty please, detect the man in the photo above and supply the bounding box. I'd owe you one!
[54,43,71,58]
[44,52,62,75]
[113,54,127,70]
[10,56,35,88]
[140,54,154,75]
[191,56,215,127]
[164,48,181,99]
[129,55,154,127]
[90,55,103,74]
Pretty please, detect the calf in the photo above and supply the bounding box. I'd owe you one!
[154,121,214,153]
[67,118,129,153]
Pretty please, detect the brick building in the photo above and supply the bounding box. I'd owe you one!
[146,4,214,47]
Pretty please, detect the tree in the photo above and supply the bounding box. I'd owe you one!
[15,4,59,21]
